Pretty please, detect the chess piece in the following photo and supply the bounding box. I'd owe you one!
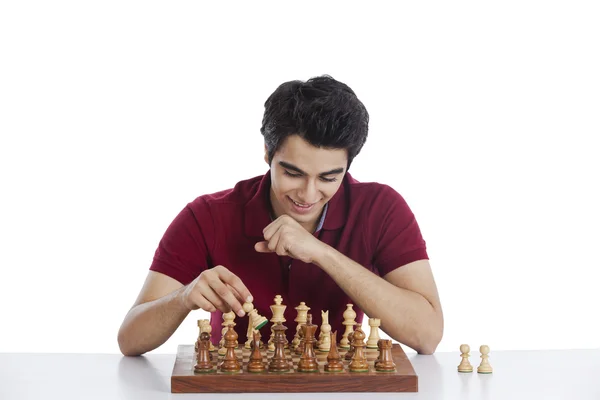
[247,330,267,373]
[268,322,291,372]
[318,310,331,352]
[297,314,319,372]
[219,311,236,355]
[219,325,241,373]
[295,323,305,355]
[268,295,286,352]
[477,345,493,374]
[340,304,356,349]
[344,331,355,360]
[292,302,310,350]
[199,319,216,352]
[366,318,381,348]
[194,332,214,373]
[243,302,268,349]
[374,339,396,372]
[348,326,369,372]
[458,344,473,373]
[324,331,344,372]
[195,319,206,352]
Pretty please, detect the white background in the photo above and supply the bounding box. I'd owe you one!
[1,1,598,355]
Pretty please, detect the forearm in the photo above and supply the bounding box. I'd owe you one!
[314,246,442,354]
[117,286,190,356]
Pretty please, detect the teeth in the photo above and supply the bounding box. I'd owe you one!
[292,199,310,208]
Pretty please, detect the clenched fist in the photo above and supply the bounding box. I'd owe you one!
[254,214,328,264]
[179,265,253,317]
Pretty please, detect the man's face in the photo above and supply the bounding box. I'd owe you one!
[267,135,347,231]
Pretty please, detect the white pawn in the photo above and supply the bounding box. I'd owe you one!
[318,310,331,352]
[219,311,236,355]
[366,318,381,349]
[477,345,493,374]
[200,320,216,352]
[457,344,473,372]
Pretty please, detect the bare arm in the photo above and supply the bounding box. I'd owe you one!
[117,267,253,356]
[314,249,443,354]
[117,271,190,356]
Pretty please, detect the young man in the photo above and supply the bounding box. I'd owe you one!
[117,75,443,357]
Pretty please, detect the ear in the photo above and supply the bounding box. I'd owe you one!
[263,144,270,165]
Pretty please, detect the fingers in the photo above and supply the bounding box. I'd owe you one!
[262,215,288,241]
[205,275,244,317]
[254,241,271,253]
[215,266,253,304]
[183,266,254,318]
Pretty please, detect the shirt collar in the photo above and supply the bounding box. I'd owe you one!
[244,170,350,238]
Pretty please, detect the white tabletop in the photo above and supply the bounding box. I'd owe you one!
[1,349,598,399]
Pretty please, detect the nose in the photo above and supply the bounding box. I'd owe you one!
[297,179,318,204]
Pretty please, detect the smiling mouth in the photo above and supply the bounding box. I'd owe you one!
[289,197,318,209]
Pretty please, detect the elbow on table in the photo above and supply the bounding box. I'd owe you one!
[117,328,145,357]
[416,320,444,355]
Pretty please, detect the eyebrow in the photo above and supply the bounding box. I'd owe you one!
[279,161,345,176]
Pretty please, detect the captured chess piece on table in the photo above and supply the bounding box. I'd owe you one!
[477,345,493,374]
[457,344,473,373]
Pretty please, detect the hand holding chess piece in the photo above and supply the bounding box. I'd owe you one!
[178,265,252,317]
[477,345,493,374]
[457,344,473,373]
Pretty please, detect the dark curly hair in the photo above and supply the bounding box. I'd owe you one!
[260,75,369,170]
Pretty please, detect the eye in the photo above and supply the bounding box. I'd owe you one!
[320,176,338,183]
[284,170,302,178]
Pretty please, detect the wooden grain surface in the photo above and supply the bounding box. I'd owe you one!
[171,343,418,393]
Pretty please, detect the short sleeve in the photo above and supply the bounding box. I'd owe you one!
[149,198,214,285]
[371,185,428,276]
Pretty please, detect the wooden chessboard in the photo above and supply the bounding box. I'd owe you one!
[171,343,418,393]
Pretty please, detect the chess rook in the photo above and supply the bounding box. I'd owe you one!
[374,339,396,372]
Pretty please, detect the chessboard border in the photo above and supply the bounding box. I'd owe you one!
[171,343,418,393]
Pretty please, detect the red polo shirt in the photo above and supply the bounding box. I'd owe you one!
[149,171,428,345]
